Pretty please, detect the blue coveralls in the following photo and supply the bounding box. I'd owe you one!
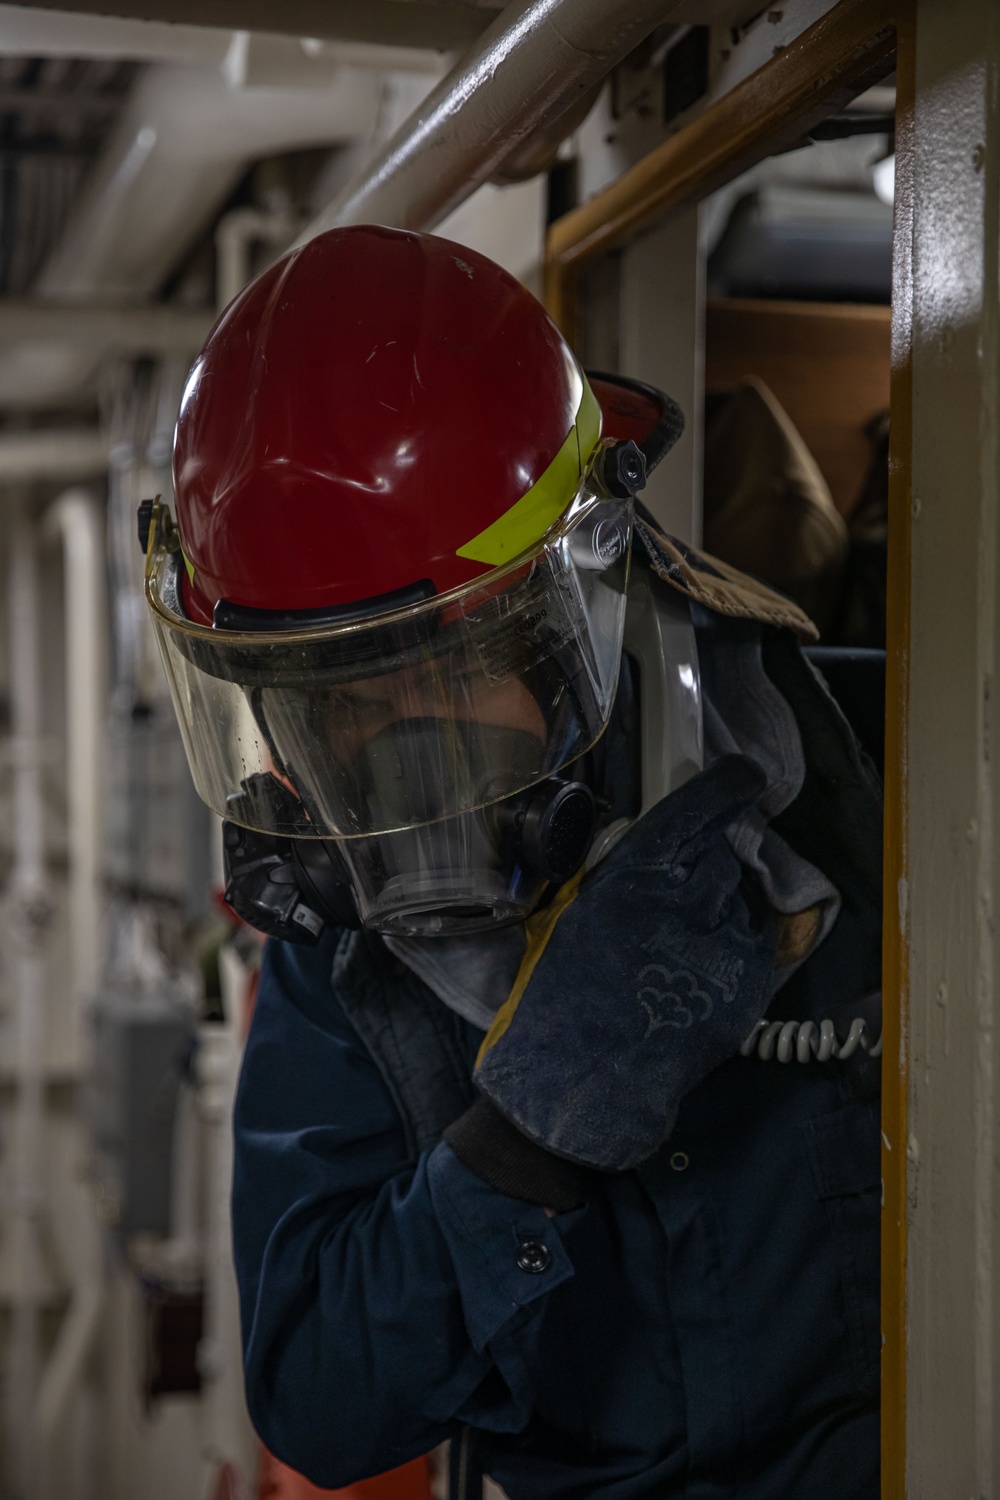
[233,563,883,1498]
[235,933,879,1498]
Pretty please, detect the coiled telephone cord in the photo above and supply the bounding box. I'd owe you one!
[740,1008,883,1065]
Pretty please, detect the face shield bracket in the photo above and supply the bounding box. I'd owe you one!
[598,439,647,499]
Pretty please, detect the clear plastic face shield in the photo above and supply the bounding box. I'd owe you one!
[145,485,633,935]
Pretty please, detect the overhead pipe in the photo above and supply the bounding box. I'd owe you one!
[0,52,415,409]
[298,0,674,242]
[215,206,296,313]
[38,63,382,302]
[42,490,107,1047]
[28,491,107,1500]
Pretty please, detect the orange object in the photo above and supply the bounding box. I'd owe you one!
[259,1448,434,1500]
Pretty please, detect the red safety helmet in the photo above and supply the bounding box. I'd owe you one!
[144,226,682,932]
[170,223,679,625]
[173,225,600,625]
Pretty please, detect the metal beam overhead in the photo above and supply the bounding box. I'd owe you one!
[0,300,213,352]
[0,429,108,481]
[4,0,500,50]
[0,88,120,117]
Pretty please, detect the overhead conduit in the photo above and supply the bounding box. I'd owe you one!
[299,0,680,239]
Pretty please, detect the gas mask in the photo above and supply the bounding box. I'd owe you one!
[220,724,600,940]
[215,557,705,943]
[146,478,649,939]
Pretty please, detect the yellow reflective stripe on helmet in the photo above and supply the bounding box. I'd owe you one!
[456,376,602,566]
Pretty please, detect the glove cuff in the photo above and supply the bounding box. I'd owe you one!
[443,1097,594,1213]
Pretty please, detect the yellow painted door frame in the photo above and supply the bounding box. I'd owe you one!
[881,9,912,1495]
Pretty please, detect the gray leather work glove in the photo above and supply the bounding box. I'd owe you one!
[444,755,778,1207]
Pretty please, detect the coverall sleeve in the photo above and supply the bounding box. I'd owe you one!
[232,932,577,1489]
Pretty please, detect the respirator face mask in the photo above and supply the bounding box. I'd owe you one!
[145,483,634,939]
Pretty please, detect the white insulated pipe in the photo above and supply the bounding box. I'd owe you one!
[7,516,45,895]
[33,1251,103,1500]
[299,0,674,242]
[38,63,383,303]
[0,57,397,409]
[215,207,296,314]
[43,490,107,1035]
[29,492,108,1499]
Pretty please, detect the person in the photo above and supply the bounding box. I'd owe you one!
[143,224,883,1499]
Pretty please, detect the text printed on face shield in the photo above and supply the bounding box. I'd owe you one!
[466,579,578,682]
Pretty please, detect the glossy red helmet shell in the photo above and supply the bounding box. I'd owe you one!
[173,225,597,626]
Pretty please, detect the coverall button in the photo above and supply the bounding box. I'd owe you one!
[670,1151,690,1172]
[515,1239,551,1274]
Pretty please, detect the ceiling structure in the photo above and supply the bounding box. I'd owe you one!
[0,0,878,419]
[0,54,135,295]
[2,0,780,49]
[1,0,503,49]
